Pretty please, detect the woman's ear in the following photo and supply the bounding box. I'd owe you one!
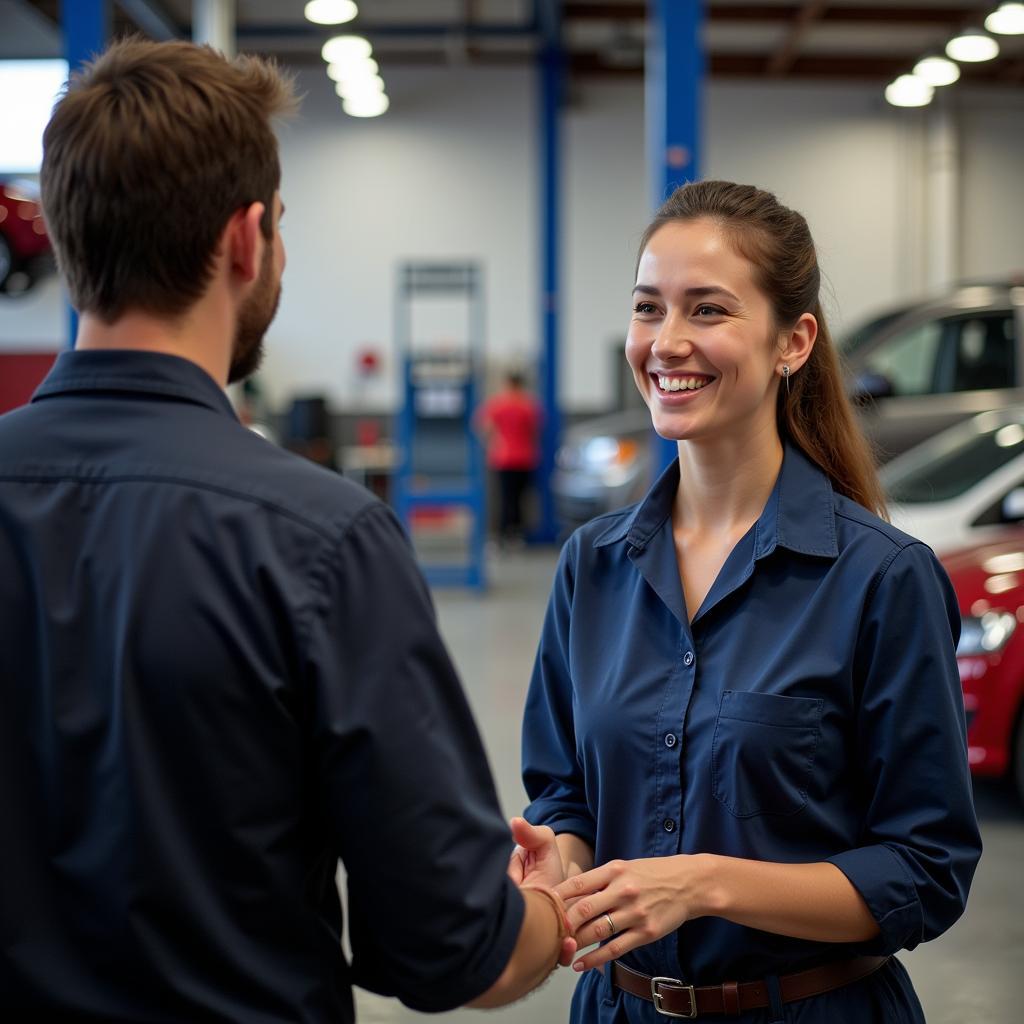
[779,312,818,374]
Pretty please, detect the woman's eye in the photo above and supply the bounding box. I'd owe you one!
[695,304,723,317]
[633,302,658,315]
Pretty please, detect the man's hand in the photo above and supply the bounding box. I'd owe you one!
[507,818,576,967]
[507,817,567,889]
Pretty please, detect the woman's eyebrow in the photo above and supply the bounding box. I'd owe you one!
[632,283,739,302]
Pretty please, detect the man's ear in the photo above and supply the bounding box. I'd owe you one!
[223,202,267,285]
[779,312,818,374]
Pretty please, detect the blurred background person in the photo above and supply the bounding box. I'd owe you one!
[476,369,542,546]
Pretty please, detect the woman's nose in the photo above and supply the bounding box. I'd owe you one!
[651,317,695,361]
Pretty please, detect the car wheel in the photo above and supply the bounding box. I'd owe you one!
[0,233,12,290]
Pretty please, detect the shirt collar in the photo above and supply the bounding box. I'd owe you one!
[32,349,236,419]
[593,439,839,560]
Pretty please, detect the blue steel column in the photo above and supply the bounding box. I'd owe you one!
[62,0,109,348]
[535,0,563,543]
[647,0,704,470]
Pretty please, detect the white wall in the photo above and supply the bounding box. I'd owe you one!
[959,90,1024,281]
[262,65,537,413]
[2,65,1022,413]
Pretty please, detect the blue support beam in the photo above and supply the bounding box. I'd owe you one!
[534,0,564,543]
[62,0,109,348]
[646,0,704,470]
[62,0,108,72]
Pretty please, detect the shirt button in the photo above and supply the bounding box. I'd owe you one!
[663,818,677,833]
[683,651,694,666]
[665,733,677,748]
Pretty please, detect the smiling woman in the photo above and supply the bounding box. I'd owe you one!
[630,180,885,517]
[516,180,982,1024]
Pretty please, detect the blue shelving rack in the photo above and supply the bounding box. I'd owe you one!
[392,262,487,590]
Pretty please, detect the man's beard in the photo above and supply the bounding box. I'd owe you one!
[228,244,281,384]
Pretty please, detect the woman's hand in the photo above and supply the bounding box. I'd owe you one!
[553,855,709,972]
[507,817,566,889]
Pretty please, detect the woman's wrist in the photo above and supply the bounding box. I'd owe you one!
[555,832,595,880]
[686,852,729,919]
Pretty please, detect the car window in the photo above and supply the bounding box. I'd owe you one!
[884,420,1024,503]
[943,313,1016,393]
[863,321,941,395]
[864,311,1016,397]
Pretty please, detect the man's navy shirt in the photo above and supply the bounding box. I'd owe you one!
[523,444,983,1022]
[0,350,523,1021]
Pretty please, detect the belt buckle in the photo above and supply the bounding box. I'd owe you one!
[650,976,697,1019]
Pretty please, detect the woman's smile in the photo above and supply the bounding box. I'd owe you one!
[650,372,717,403]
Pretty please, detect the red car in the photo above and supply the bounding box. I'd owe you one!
[0,180,54,294]
[942,529,1024,803]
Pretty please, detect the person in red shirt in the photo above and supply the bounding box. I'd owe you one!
[475,371,542,543]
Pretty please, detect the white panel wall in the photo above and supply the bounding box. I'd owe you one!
[959,90,1024,281]
[1,64,1021,413]
[262,65,537,412]
[563,82,649,412]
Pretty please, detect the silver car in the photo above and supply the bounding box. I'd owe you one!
[554,279,1024,532]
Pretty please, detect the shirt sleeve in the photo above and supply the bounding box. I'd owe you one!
[301,503,523,1012]
[521,535,597,846]
[826,541,982,955]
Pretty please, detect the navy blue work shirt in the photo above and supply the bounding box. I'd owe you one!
[523,443,982,1022]
[0,350,523,1021]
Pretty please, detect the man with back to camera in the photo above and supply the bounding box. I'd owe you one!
[0,39,574,1019]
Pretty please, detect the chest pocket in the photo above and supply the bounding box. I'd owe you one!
[712,690,824,817]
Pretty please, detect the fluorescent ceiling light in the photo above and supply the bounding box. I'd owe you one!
[343,93,390,118]
[321,35,372,64]
[334,75,386,100]
[884,74,934,108]
[305,0,358,25]
[913,55,960,86]
[0,59,68,173]
[986,3,1024,34]
[326,57,379,82]
[945,29,1000,62]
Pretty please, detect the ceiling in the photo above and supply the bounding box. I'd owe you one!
[8,0,1024,84]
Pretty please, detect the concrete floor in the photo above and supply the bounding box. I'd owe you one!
[352,549,1023,1024]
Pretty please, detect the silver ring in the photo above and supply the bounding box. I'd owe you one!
[603,912,616,936]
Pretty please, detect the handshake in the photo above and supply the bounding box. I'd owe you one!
[508,817,580,969]
[471,816,629,1008]
[468,817,587,1008]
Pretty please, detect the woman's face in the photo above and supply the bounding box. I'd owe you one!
[626,217,783,445]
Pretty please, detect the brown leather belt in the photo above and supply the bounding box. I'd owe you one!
[611,955,889,1018]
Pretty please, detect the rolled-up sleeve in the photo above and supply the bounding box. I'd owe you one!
[826,541,982,955]
[302,504,523,1012]
[522,536,597,846]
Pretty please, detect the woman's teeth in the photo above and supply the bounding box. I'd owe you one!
[657,375,711,392]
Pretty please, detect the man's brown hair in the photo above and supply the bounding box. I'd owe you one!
[41,38,297,322]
